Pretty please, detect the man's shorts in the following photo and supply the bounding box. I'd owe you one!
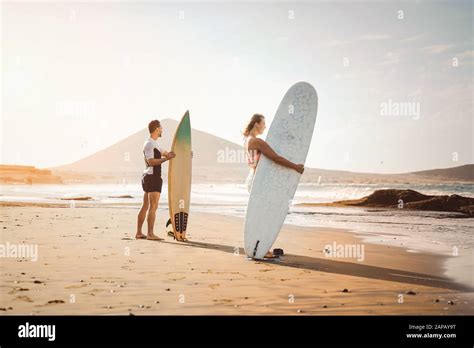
[141,174,163,193]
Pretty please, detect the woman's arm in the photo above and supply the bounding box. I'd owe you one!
[250,138,304,174]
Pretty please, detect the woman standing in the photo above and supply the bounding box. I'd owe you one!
[243,114,304,193]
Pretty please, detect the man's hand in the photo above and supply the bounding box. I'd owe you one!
[167,152,176,159]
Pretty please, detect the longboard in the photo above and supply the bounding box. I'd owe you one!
[244,82,318,259]
[167,111,192,241]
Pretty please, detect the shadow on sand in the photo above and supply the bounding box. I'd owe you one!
[160,239,471,292]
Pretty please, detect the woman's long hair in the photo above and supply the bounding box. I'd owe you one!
[242,114,264,137]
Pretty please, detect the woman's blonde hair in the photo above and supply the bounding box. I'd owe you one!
[243,114,265,137]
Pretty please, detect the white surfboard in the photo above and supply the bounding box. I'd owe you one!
[244,82,318,259]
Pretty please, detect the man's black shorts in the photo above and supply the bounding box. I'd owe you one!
[141,174,163,193]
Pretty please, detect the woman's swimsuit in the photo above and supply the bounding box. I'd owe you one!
[244,137,261,193]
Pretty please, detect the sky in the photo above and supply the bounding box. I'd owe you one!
[1,0,473,173]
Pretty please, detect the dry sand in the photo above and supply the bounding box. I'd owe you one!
[1,203,473,315]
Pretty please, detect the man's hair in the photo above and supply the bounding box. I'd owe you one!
[148,120,161,134]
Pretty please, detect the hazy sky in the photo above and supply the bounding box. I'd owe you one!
[1,0,473,173]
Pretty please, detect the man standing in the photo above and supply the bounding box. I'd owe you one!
[136,120,175,240]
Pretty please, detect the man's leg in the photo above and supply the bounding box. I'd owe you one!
[147,192,163,240]
[135,192,149,239]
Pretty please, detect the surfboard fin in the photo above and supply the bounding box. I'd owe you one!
[166,218,172,228]
[252,240,260,259]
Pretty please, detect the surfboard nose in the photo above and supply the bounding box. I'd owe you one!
[292,81,318,99]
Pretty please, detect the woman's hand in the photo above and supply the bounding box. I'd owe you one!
[294,164,304,174]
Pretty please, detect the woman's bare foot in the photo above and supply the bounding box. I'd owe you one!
[135,233,147,239]
[264,251,273,258]
[147,234,164,241]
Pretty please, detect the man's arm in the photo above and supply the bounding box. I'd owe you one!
[144,144,175,166]
[146,152,176,165]
[160,147,176,159]
[146,157,170,166]
[163,150,191,158]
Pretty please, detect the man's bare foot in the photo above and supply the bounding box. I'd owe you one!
[147,234,164,241]
[135,233,147,239]
[264,251,274,258]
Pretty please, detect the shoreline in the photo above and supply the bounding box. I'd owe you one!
[1,199,473,290]
[1,203,473,315]
[1,199,473,289]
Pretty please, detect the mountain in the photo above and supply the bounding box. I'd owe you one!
[51,118,474,184]
[52,118,248,183]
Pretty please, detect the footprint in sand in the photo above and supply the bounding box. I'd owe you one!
[65,284,89,289]
[8,288,29,294]
[15,295,33,302]
[84,288,106,296]
[213,299,232,304]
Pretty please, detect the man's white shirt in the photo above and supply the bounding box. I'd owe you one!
[143,138,165,175]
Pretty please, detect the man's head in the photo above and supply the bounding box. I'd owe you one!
[148,120,162,139]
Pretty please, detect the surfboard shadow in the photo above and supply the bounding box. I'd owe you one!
[166,240,471,292]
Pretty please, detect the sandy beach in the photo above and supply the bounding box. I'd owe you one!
[1,202,472,315]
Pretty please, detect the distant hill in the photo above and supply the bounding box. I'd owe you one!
[50,118,474,184]
[410,164,474,182]
[52,118,248,183]
[0,165,62,184]
[301,165,474,184]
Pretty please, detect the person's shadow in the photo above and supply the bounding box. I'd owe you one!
[161,239,472,292]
